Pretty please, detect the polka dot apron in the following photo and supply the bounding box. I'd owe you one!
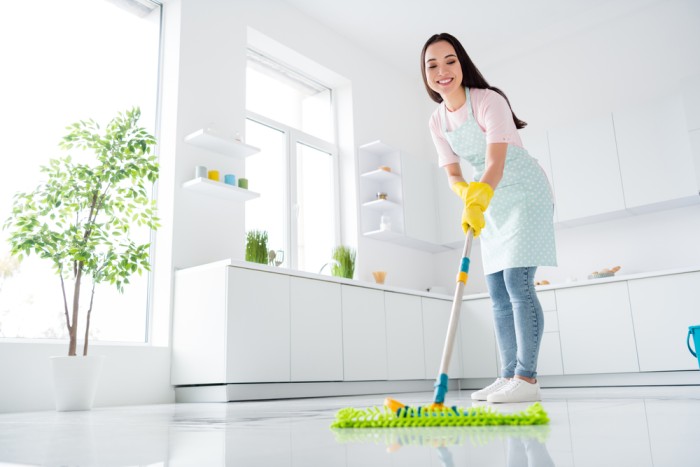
[441,88,557,275]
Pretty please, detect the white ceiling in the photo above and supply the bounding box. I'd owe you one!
[280,0,664,72]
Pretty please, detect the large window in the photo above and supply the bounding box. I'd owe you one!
[0,0,161,342]
[245,50,338,273]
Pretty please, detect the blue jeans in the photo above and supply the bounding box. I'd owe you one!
[485,267,544,379]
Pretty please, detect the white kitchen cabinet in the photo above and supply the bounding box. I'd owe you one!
[556,282,639,374]
[422,297,463,379]
[538,333,564,376]
[548,114,626,223]
[613,95,698,210]
[341,285,388,380]
[358,141,446,252]
[385,292,426,380]
[290,277,343,381]
[521,127,559,223]
[227,267,291,382]
[460,298,498,378]
[627,272,700,372]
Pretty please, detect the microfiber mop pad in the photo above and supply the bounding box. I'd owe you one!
[331,402,549,429]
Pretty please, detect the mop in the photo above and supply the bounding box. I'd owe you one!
[331,230,549,428]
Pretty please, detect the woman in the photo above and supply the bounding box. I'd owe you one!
[421,33,557,403]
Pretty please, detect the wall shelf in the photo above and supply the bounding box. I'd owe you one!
[184,128,260,159]
[360,169,400,182]
[363,229,403,241]
[182,177,260,201]
[361,199,400,211]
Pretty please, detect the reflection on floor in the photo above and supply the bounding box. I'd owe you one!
[0,386,698,466]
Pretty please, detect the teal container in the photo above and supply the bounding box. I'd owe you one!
[688,325,700,369]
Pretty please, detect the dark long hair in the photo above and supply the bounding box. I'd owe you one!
[420,33,527,129]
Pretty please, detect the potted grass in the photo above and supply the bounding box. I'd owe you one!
[3,107,159,411]
[245,230,269,264]
[331,245,356,279]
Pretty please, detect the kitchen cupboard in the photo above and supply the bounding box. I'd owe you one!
[227,267,291,382]
[422,297,463,379]
[341,285,388,381]
[556,282,639,374]
[548,114,626,223]
[385,292,427,380]
[460,298,498,378]
[613,95,698,210]
[290,277,343,381]
[627,272,700,372]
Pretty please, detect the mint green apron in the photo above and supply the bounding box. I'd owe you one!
[441,88,557,275]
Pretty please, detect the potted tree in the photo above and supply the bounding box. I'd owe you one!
[3,107,159,410]
[331,245,356,279]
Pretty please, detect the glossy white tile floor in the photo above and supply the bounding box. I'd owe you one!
[0,386,698,466]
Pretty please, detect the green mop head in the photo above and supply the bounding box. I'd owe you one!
[331,402,549,429]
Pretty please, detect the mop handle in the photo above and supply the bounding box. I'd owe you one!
[438,229,474,375]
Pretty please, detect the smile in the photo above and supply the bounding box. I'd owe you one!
[437,78,453,85]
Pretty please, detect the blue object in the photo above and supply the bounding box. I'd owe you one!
[460,257,470,273]
[688,325,700,369]
[224,174,236,185]
[433,372,449,404]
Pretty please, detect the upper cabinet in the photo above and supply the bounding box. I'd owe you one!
[543,87,700,225]
[613,95,698,210]
[358,141,446,252]
[548,114,626,223]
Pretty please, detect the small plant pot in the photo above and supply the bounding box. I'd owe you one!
[51,355,105,411]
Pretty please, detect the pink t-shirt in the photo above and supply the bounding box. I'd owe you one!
[429,88,523,168]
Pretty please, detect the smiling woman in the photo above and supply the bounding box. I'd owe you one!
[0,0,162,343]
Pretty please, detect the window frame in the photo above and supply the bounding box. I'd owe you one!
[245,110,341,271]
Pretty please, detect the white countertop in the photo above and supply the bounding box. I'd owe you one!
[177,259,700,302]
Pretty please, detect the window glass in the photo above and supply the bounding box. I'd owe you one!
[0,0,161,342]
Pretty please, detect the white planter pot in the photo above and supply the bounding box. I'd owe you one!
[50,355,105,411]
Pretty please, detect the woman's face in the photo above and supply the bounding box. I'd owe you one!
[424,40,463,99]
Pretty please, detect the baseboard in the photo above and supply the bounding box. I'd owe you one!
[461,371,700,390]
[175,379,458,403]
[174,371,700,403]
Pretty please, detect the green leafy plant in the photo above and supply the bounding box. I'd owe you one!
[331,245,356,279]
[245,230,268,264]
[3,107,159,356]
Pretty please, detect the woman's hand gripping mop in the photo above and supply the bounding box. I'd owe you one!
[331,227,549,428]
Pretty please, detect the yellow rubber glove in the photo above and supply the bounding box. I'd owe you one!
[450,181,494,236]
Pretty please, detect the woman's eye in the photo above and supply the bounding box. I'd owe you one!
[428,65,436,69]
[447,61,456,65]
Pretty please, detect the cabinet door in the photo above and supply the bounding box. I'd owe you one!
[521,127,559,223]
[613,95,698,209]
[385,292,426,380]
[628,272,700,371]
[538,333,564,376]
[548,114,626,222]
[556,282,639,374]
[341,285,387,380]
[226,268,290,382]
[422,298,463,378]
[290,277,343,381]
[460,298,498,378]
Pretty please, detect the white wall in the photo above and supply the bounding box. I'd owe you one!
[0,343,173,413]
[429,0,700,293]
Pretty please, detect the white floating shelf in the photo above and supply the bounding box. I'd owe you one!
[363,229,403,241]
[360,169,400,182]
[184,128,260,159]
[362,199,400,211]
[182,177,260,201]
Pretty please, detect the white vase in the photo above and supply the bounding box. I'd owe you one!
[50,355,105,411]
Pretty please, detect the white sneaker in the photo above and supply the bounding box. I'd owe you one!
[470,378,511,401]
[487,378,541,403]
